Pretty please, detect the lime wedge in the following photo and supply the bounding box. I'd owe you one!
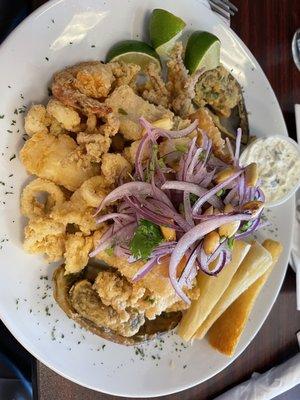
[106,40,161,71]
[150,9,186,57]
[184,31,220,74]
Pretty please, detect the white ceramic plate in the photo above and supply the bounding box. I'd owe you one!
[0,0,294,397]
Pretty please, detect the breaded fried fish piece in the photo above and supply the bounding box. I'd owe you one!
[106,85,173,140]
[20,131,99,191]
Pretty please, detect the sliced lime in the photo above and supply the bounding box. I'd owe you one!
[184,31,220,74]
[106,40,161,71]
[150,9,186,57]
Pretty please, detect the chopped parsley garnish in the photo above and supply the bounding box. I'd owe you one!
[216,188,225,197]
[240,221,252,232]
[118,108,128,115]
[130,219,163,260]
[9,154,16,161]
[105,246,114,257]
[175,143,188,153]
[227,236,235,250]
[198,151,207,161]
[189,193,199,206]
[0,114,4,119]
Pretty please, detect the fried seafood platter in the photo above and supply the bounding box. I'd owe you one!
[19,17,283,355]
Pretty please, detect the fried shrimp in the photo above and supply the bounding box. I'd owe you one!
[52,61,112,117]
[21,178,66,219]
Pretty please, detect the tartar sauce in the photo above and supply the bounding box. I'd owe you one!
[240,136,300,206]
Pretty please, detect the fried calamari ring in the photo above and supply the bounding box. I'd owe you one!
[21,178,66,219]
[79,176,110,208]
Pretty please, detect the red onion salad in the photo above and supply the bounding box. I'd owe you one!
[91,118,266,303]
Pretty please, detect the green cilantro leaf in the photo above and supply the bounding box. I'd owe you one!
[216,188,225,197]
[240,221,252,232]
[130,219,163,260]
[189,193,199,206]
[175,143,188,153]
[118,108,128,115]
[227,236,235,250]
[104,246,114,256]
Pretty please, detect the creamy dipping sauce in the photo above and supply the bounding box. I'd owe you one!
[240,136,300,206]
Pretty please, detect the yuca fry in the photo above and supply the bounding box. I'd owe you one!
[193,240,273,340]
[208,239,283,356]
[177,240,250,341]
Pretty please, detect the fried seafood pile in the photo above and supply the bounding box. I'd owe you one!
[20,45,247,342]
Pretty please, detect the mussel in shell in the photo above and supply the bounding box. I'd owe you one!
[53,264,182,345]
[194,65,249,145]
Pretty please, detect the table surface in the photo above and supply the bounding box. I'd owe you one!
[33,0,300,399]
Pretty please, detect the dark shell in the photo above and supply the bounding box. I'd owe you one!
[53,264,182,346]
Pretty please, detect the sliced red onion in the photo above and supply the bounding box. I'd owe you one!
[135,134,150,180]
[159,119,198,138]
[183,137,197,180]
[90,222,136,257]
[186,148,203,180]
[249,186,256,201]
[200,251,228,276]
[234,128,242,166]
[256,187,265,202]
[178,243,200,286]
[169,212,257,301]
[125,196,180,230]
[161,181,223,209]
[192,169,243,214]
[114,245,131,259]
[224,187,237,205]
[238,174,246,205]
[98,181,172,213]
[198,168,216,188]
[132,257,158,282]
[96,213,135,224]
[183,192,194,227]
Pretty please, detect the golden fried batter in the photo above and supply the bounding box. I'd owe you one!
[167,42,203,118]
[21,178,66,219]
[64,233,93,274]
[142,63,170,108]
[23,217,65,262]
[70,280,145,337]
[94,271,146,322]
[52,61,112,116]
[20,131,99,191]
[46,98,81,131]
[106,85,173,140]
[101,153,132,185]
[24,105,51,136]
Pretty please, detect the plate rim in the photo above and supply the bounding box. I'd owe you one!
[0,0,293,396]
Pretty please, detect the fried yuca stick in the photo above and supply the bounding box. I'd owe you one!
[208,239,283,356]
[177,240,250,341]
[193,240,274,340]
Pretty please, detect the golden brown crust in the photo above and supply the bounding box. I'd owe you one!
[53,265,182,345]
